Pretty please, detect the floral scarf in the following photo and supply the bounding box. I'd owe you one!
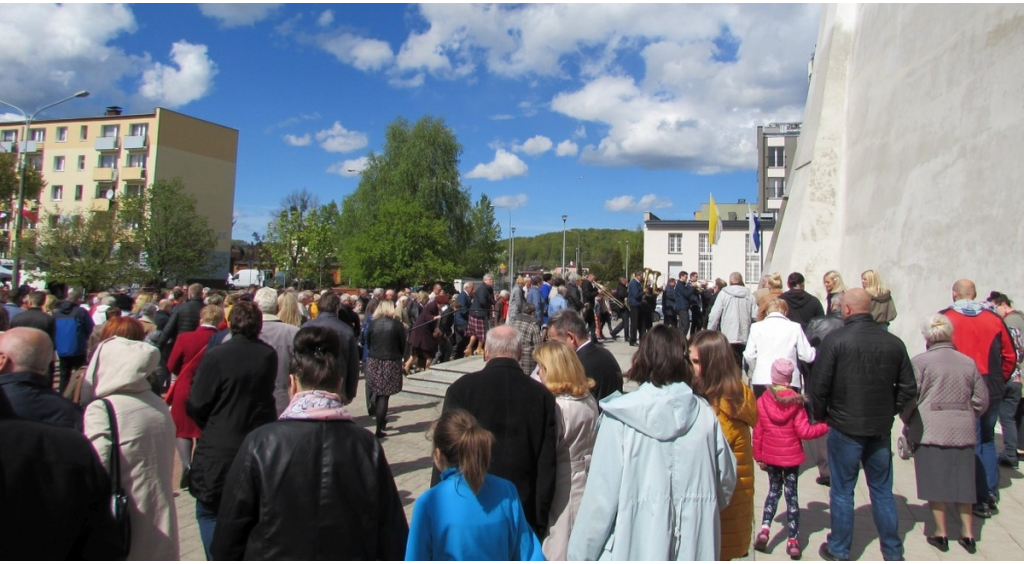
[279,390,352,421]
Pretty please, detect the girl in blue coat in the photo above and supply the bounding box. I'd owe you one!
[406,409,544,561]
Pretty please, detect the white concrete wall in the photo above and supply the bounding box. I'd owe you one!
[645,226,773,287]
[768,4,1024,354]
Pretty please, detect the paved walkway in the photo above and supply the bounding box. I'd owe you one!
[175,339,1024,560]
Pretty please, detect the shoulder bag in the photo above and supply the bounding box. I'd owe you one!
[100,398,132,555]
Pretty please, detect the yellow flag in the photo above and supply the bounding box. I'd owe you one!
[708,194,723,245]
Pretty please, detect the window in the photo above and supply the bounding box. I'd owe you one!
[27,156,42,171]
[130,123,147,136]
[51,185,63,201]
[80,125,88,140]
[28,128,44,142]
[95,185,115,199]
[48,214,62,229]
[698,233,713,282]
[668,233,682,254]
[101,124,119,138]
[1,129,17,142]
[77,155,86,170]
[98,154,117,169]
[125,184,143,198]
[767,147,785,168]
[127,153,147,168]
[56,127,68,142]
[53,156,65,171]
[74,185,83,201]
[745,234,762,285]
[768,178,785,199]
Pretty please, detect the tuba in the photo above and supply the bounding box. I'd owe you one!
[642,268,662,294]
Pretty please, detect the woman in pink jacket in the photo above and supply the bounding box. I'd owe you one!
[752,359,828,559]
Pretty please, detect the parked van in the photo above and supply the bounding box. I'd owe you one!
[227,269,266,290]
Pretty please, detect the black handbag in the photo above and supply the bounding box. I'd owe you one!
[101,398,132,555]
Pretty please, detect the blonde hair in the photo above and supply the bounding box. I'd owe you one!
[374,299,400,320]
[131,292,155,315]
[533,341,594,398]
[432,409,494,494]
[861,269,887,297]
[765,297,789,315]
[766,272,783,291]
[43,294,58,314]
[824,270,848,293]
[276,292,303,327]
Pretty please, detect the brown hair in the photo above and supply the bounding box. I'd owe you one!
[533,341,594,397]
[432,409,494,494]
[626,324,693,388]
[100,316,146,341]
[689,330,745,415]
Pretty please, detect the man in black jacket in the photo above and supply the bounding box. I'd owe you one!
[581,273,600,340]
[780,272,824,330]
[157,283,205,350]
[10,291,56,342]
[304,291,360,403]
[811,289,916,562]
[548,310,623,401]
[435,325,557,538]
[609,276,630,341]
[0,327,81,430]
[803,293,845,487]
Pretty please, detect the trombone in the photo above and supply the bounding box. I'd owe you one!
[594,280,625,310]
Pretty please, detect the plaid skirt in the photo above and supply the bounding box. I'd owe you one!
[468,315,489,341]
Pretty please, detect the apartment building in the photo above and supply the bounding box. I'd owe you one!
[756,122,800,217]
[0,106,238,278]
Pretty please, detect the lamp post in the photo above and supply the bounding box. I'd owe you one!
[560,214,567,276]
[510,226,516,282]
[623,240,630,280]
[0,90,90,288]
[569,229,582,274]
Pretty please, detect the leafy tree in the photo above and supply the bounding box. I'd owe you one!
[0,152,46,204]
[264,189,319,286]
[302,201,341,287]
[119,178,217,286]
[463,194,502,278]
[28,209,141,292]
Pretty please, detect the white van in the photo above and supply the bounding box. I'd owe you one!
[227,269,266,290]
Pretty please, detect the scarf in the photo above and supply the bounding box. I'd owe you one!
[279,390,352,421]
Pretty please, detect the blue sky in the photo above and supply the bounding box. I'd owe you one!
[0,3,820,240]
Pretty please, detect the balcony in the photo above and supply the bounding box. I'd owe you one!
[90,199,110,212]
[766,197,786,211]
[123,135,147,150]
[92,168,118,181]
[95,136,118,151]
[20,140,40,153]
[121,167,146,181]
[0,141,12,153]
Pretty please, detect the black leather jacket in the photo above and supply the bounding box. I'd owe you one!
[811,314,917,436]
[210,419,409,560]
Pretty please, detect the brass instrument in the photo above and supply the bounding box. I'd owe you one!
[642,268,663,294]
[594,280,625,310]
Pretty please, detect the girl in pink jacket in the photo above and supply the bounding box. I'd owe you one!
[752,359,828,559]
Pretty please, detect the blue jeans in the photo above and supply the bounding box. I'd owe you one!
[196,500,217,560]
[826,428,903,561]
[975,403,1000,500]
[999,381,1021,461]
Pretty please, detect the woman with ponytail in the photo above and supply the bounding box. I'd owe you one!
[406,409,544,561]
[210,325,408,560]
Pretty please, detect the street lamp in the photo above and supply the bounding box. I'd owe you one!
[570,229,582,274]
[0,90,90,288]
[510,226,516,282]
[621,239,630,280]
[560,214,567,276]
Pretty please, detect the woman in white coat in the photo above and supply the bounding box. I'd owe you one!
[83,321,179,560]
[743,298,816,397]
[534,341,599,560]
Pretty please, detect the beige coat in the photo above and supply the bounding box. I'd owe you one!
[543,393,599,561]
[83,337,179,560]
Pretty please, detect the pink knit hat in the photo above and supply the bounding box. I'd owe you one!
[771,358,795,386]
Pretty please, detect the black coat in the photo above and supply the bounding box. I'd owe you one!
[211,419,408,560]
[566,283,584,312]
[10,308,56,342]
[469,284,495,318]
[436,357,557,537]
[0,387,124,559]
[581,280,598,309]
[304,312,361,402]
[337,304,361,337]
[781,289,825,330]
[577,341,623,401]
[186,335,278,510]
[0,371,82,431]
[157,297,204,348]
[811,314,917,437]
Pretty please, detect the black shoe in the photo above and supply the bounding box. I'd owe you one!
[629,342,638,347]
[926,536,948,552]
[997,456,1019,469]
[972,503,991,519]
[958,538,977,554]
[180,464,190,490]
[816,476,831,487]
[818,543,843,561]
[375,430,387,439]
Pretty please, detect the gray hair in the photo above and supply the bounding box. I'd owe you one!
[254,287,279,314]
[557,285,567,296]
[373,288,384,297]
[101,295,117,306]
[568,273,580,282]
[922,314,954,345]
[548,309,588,340]
[483,273,494,281]
[484,325,522,361]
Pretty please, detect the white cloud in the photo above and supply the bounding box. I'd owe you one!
[555,140,578,157]
[465,150,528,181]
[283,133,311,147]
[604,194,673,213]
[318,33,394,72]
[138,41,218,107]
[317,10,335,28]
[493,194,529,209]
[574,125,587,138]
[490,114,513,121]
[315,122,368,153]
[198,4,282,28]
[327,156,369,177]
[513,135,553,156]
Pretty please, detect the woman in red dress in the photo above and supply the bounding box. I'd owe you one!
[167,305,223,489]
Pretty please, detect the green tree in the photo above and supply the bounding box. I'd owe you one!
[463,195,502,278]
[264,189,319,286]
[119,178,217,286]
[28,209,141,292]
[0,152,46,204]
[302,201,341,287]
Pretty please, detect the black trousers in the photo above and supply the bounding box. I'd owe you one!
[611,310,629,339]
[629,307,640,344]
[689,307,703,338]
[57,354,86,394]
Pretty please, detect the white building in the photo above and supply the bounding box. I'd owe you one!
[644,211,775,289]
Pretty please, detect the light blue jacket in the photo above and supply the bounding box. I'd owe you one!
[548,294,568,317]
[566,382,737,561]
[406,468,545,561]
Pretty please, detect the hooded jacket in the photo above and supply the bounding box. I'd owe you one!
[567,382,737,561]
[82,337,179,560]
[714,385,759,561]
[708,285,756,344]
[941,301,1016,405]
[869,290,898,324]
[754,387,828,467]
[52,300,94,358]
[780,288,825,329]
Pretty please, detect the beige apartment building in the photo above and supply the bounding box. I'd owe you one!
[0,106,237,279]
[756,122,800,217]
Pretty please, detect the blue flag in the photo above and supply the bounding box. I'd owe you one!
[748,207,761,252]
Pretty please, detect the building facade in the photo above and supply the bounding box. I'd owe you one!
[756,122,800,217]
[643,211,775,289]
[0,106,238,279]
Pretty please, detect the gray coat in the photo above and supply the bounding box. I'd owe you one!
[905,342,988,447]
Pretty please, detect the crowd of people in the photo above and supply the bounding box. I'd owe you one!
[0,266,1021,560]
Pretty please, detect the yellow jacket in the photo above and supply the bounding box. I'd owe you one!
[714,384,758,560]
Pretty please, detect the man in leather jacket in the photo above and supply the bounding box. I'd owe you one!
[811,289,916,562]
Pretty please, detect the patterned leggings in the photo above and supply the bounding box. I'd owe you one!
[761,465,800,538]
